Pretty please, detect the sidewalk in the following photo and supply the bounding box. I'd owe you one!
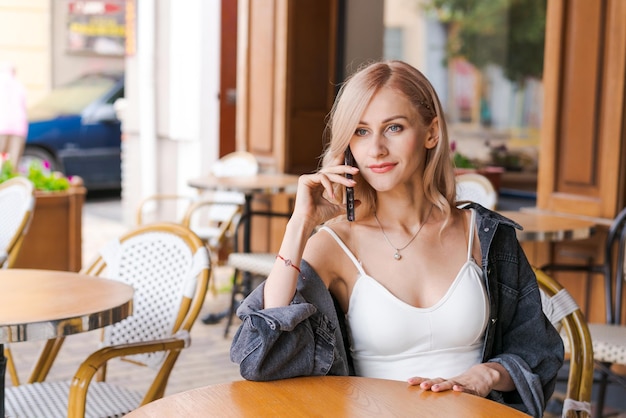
[6,194,243,396]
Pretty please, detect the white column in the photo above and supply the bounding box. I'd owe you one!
[168,0,221,194]
[137,0,157,199]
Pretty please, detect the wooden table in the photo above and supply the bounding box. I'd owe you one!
[501,209,600,316]
[500,210,596,242]
[126,376,528,417]
[0,269,134,416]
[188,173,300,198]
[188,172,299,251]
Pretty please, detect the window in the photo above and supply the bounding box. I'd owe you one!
[384,0,546,180]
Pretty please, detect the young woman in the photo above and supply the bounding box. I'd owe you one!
[230,60,563,417]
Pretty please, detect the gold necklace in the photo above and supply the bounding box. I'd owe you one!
[373,205,433,260]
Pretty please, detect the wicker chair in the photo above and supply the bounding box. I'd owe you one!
[541,207,626,418]
[136,151,258,265]
[0,177,35,387]
[137,190,244,263]
[0,176,34,269]
[534,267,594,418]
[5,222,211,418]
[455,172,498,210]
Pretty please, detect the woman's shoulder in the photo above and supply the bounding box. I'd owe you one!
[313,218,353,243]
[304,220,352,279]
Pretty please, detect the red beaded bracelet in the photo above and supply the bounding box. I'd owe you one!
[276,254,301,274]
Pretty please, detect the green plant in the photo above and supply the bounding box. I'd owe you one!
[0,158,18,183]
[1,154,70,191]
[450,141,476,169]
[424,0,546,84]
[453,152,476,169]
[485,141,526,170]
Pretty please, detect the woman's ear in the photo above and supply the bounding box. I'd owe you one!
[424,117,439,149]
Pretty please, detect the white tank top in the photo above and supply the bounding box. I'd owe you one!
[319,209,489,381]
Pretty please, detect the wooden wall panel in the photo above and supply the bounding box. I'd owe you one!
[285,0,337,174]
[557,1,600,189]
[535,0,626,324]
[599,0,626,212]
[247,0,277,156]
[219,0,238,157]
[237,0,338,174]
[537,0,626,219]
[236,0,338,250]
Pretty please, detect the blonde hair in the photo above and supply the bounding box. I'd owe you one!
[321,60,456,222]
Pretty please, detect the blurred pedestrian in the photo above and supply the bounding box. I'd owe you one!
[0,62,28,168]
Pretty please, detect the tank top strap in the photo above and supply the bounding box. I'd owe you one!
[467,208,477,261]
[318,225,366,276]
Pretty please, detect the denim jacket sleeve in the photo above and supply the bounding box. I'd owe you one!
[473,205,564,418]
[229,260,351,381]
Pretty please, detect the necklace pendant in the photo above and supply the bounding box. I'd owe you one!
[394,251,402,260]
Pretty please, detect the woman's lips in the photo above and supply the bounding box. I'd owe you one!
[369,162,396,174]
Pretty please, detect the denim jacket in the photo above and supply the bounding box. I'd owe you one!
[230,204,564,418]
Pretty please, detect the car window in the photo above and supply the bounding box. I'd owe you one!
[106,86,125,104]
[28,74,120,120]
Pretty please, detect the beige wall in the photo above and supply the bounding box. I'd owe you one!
[0,0,51,104]
[0,0,124,105]
[50,0,124,87]
[384,0,426,68]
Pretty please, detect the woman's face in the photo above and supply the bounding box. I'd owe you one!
[349,86,437,193]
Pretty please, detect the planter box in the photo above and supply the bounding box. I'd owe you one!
[13,185,86,272]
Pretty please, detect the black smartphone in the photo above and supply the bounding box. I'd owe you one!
[344,147,355,221]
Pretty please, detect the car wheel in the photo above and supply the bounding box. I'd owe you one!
[20,147,60,173]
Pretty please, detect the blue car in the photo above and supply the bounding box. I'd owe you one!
[22,72,124,191]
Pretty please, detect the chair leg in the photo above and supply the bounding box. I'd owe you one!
[223,269,261,337]
[593,364,610,418]
[200,267,229,325]
[200,262,233,326]
[207,249,219,297]
[224,269,243,338]
[27,337,65,383]
[4,345,19,386]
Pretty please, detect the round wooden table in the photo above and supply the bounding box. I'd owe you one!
[187,173,300,197]
[0,269,134,342]
[187,172,299,250]
[125,376,529,417]
[500,210,596,242]
[0,269,134,416]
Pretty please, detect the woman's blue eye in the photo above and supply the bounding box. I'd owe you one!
[355,128,368,136]
[387,124,402,133]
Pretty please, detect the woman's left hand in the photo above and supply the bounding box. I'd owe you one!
[407,363,512,397]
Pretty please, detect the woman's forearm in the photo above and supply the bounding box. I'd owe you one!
[263,217,317,308]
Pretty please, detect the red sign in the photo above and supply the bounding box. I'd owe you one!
[69,1,122,15]
[67,0,126,55]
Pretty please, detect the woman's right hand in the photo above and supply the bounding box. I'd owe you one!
[263,163,358,308]
[292,164,359,227]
